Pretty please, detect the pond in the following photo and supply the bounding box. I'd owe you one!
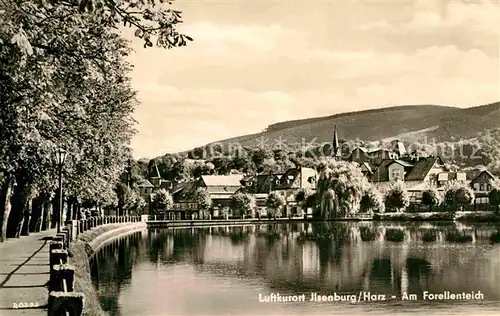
[90,222,500,315]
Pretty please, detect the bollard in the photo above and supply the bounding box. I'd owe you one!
[50,264,75,292]
[56,233,67,248]
[49,241,64,253]
[50,249,68,268]
[60,230,70,247]
[48,291,84,316]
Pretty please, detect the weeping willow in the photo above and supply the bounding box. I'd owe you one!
[316,159,369,219]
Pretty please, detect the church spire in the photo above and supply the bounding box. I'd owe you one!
[332,125,341,159]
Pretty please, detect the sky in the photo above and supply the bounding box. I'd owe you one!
[124,0,500,159]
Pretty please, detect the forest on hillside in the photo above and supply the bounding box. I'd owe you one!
[137,128,500,183]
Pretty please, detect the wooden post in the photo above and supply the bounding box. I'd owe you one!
[49,264,75,292]
[48,292,84,316]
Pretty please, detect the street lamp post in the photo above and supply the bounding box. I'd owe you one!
[55,148,68,233]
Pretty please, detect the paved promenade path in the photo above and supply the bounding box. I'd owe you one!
[0,229,56,315]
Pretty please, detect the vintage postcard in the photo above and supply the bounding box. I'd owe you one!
[0,0,499,315]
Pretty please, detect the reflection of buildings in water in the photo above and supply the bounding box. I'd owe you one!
[301,241,320,276]
[203,236,245,262]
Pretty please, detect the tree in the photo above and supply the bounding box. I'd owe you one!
[443,181,475,212]
[4,0,192,58]
[266,192,285,219]
[384,181,410,213]
[191,188,212,219]
[316,159,368,218]
[360,184,384,213]
[1,2,138,239]
[422,188,442,212]
[152,188,173,211]
[488,179,500,214]
[230,192,256,218]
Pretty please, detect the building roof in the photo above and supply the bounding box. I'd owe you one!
[404,156,443,181]
[393,141,407,155]
[368,148,393,154]
[137,179,154,188]
[171,181,197,196]
[370,159,394,182]
[470,170,496,184]
[201,175,244,187]
[148,162,162,179]
[251,173,284,194]
[388,159,414,168]
[361,162,373,174]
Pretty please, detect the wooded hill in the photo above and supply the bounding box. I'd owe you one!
[178,102,500,155]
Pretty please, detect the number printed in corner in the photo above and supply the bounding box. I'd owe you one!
[13,302,40,309]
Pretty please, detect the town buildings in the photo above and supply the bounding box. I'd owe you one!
[139,126,497,218]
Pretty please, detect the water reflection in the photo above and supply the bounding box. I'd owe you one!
[91,223,500,315]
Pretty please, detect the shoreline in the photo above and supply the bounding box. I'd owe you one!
[69,222,147,316]
[146,212,500,229]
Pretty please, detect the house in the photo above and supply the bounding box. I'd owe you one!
[404,156,447,188]
[137,179,155,214]
[148,162,165,188]
[370,156,448,199]
[272,167,317,217]
[436,171,467,187]
[348,147,370,164]
[198,174,244,217]
[242,173,282,215]
[368,149,399,165]
[470,170,497,207]
[170,181,198,219]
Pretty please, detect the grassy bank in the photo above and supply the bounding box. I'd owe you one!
[454,212,500,223]
[69,223,145,316]
[373,211,500,223]
[373,212,454,221]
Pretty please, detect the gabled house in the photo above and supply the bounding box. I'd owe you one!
[271,166,317,217]
[137,179,155,214]
[470,170,497,206]
[368,149,399,165]
[170,181,198,219]
[370,156,447,194]
[198,174,244,217]
[348,147,370,164]
[148,162,165,188]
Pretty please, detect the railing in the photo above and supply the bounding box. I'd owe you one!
[47,215,142,315]
[71,215,142,240]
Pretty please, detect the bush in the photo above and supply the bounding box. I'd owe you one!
[231,192,256,217]
[384,181,410,212]
[443,181,475,212]
[422,188,442,212]
[266,192,285,218]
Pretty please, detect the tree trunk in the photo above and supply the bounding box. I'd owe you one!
[21,199,32,236]
[6,180,30,239]
[50,198,57,229]
[0,177,14,242]
[72,201,78,220]
[29,197,43,232]
[66,198,72,223]
[41,200,48,231]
